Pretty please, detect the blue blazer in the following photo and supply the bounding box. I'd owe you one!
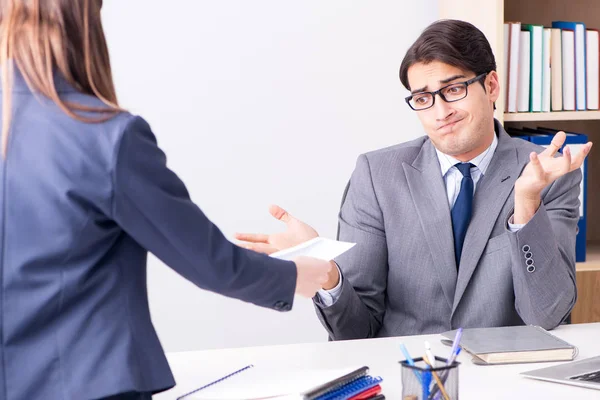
[0,71,297,399]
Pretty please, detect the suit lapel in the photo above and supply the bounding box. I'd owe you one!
[452,125,527,313]
[403,140,457,310]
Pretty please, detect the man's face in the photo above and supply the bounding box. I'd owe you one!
[406,61,499,161]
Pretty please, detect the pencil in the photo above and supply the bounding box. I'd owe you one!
[423,356,450,400]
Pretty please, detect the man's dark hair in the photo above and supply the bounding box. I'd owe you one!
[399,19,497,91]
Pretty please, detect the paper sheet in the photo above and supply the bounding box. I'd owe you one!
[269,237,355,262]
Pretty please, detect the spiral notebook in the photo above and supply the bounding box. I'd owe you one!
[177,364,382,400]
[311,375,382,400]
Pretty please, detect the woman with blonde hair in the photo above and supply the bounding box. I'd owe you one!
[0,1,332,399]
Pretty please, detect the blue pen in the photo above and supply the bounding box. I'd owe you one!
[449,347,462,364]
[422,371,432,399]
[432,347,463,400]
[400,342,417,366]
[400,342,422,384]
[446,328,463,366]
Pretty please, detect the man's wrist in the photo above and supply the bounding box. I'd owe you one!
[514,186,542,224]
[322,260,340,290]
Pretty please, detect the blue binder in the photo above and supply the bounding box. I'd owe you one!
[523,127,588,262]
[506,128,531,143]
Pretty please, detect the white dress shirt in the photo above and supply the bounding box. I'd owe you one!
[318,133,525,306]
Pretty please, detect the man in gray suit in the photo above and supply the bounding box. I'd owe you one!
[237,19,593,339]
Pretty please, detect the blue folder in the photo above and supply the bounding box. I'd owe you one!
[518,127,588,262]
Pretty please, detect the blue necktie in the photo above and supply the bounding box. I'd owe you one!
[451,163,474,269]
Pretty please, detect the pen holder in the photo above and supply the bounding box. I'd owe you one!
[399,356,460,400]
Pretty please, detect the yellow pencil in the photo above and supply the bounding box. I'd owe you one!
[423,356,451,400]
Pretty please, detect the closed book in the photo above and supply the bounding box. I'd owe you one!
[553,21,587,110]
[561,29,576,110]
[522,24,544,111]
[507,22,522,112]
[441,325,577,365]
[550,28,563,110]
[517,30,531,112]
[542,28,552,112]
[586,29,599,110]
[503,23,510,110]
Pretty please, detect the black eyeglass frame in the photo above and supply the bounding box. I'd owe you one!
[405,72,489,111]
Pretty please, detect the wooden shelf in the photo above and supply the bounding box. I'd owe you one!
[504,111,600,122]
[576,243,600,272]
[573,242,600,323]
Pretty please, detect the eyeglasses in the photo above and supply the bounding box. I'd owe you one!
[405,72,488,111]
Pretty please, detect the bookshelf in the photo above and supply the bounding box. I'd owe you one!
[577,243,600,272]
[504,111,600,122]
[440,0,600,323]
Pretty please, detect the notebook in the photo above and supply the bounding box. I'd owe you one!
[177,364,382,400]
[441,325,578,365]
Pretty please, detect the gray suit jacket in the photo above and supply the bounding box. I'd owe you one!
[0,69,297,399]
[315,121,579,340]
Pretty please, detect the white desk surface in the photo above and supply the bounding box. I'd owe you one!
[155,322,600,399]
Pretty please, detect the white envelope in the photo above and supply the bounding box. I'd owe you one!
[269,237,355,262]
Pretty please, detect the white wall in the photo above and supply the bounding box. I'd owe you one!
[102,1,438,352]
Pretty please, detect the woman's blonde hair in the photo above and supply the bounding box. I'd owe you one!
[0,0,123,155]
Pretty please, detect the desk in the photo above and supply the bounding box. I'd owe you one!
[155,322,600,399]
